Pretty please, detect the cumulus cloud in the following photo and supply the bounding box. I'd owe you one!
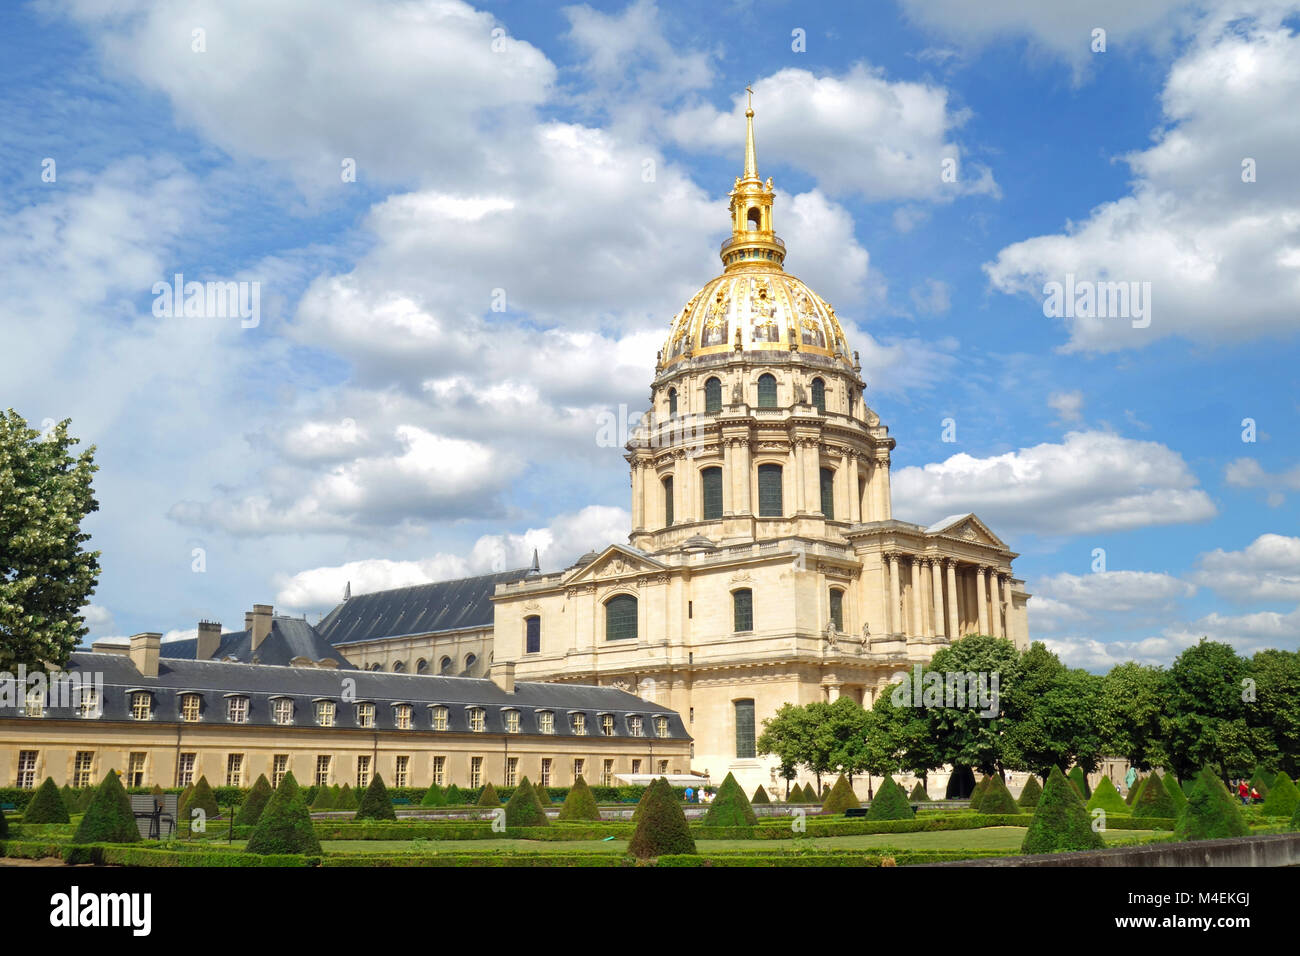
[909,278,951,315]
[892,430,1217,535]
[1224,457,1300,506]
[1047,390,1084,423]
[1191,533,1300,602]
[984,9,1300,351]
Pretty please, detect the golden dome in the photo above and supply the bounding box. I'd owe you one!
[660,92,852,370]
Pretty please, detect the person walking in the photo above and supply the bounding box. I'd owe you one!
[1238,780,1250,805]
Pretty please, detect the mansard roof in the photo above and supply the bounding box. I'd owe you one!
[160,616,354,668]
[317,569,532,645]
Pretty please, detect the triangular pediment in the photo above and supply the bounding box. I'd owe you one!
[925,513,1008,550]
[562,544,667,584]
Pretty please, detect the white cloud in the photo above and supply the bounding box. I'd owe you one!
[1047,390,1084,423]
[910,278,951,315]
[1034,570,1195,612]
[1224,457,1300,506]
[892,430,1217,535]
[984,9,1300,351]
[1192,533,1300,602]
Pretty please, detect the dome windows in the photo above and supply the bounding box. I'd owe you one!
[811,377,826,413]
[758,464,783,516]
[757,373,777,407]
[704,377,722,414]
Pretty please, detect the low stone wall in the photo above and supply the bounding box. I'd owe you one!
[924,832,1300,867]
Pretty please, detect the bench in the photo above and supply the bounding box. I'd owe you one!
[0,803,16,812]
[844,807,868,817]
[392,798,412,805]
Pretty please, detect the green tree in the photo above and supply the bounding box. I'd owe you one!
[337,783,358,809]
[751,785,770,805]
[246,772,320,855]
[704,772,757,827]
[820,774,861,814]
[557,776,601,822]
[866,776,912,821]
[628,778,695,859]
[444,784,462,805]
[310,784,336,810]
[1097,661,1168,771]
[1021,767,1104,855]
[757,703,814,789]
[0,413,101,671]
[1261,772,1298,818]
[1067,766,1091,799]
[504,777,549,827]
[1085,777,1128,816]
[23,776,70,824]
[356,774,397,820]
[420,784,444,807]
[824,696,873,785]
[477,782,500,806]
[1249,649,1300,778]
[73,770,140,844]
[968,775,993,811]
[909,782,929,802]
[1132,771,1176,819]
[979,774,1019,815]
[234,774,273,826]
[925,635,1021,775]
[1165,774,1188,815]
[1175,767,1249,841]
[1160,639,1254,781]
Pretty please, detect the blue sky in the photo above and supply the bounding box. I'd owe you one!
[3,0,1298,670]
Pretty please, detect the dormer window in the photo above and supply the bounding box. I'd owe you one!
[227,696,249,724]
[628,715,644,738]
[395,704,413,729]
[600,714,615,737]
[431,705,448,731]
[538,711,555,735]
[655,716,670,738]
[77,688,100,719]
[24,688,44,718]
[180,693,202,722]
[356,702,375,728]
[504,710,520,734]
[130,692,153,720]
[272,698,294,726]
[315,700,336,727]
[468,707,485,732]
[572,712,587,735]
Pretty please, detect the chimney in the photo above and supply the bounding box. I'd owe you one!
[492,660,516,695]
[244,611,254,631]
[196,620,221,660]
[129,632,162,678]
[250,604,273,653]
[91,640,130,656]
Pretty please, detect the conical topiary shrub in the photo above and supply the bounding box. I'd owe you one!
[337,783,358,810]
[1021,767,1105,855]
[183,776,220,822]
[444,784,463,805]
[909,782,929,802]
[1175,767,1249,841]
[821,774,861,815]
[979,775,1019,815]
[420,784,445,807]
[76,788,96,813]
[356,774,398,820]
[1067,766,1091,799]
[1262,772,1298,818]
[73,771,141,844]
[246,771,320,855]
[1126,775,1146,805]
[477,782,500,807]
[632,781,656,822]
[628,778,695,859]
[310,783,335,810]
[1133,771,1176,819]
[705,772,758,826]
[235,774,274,826]
[1250,767,1274,797]
[534,784,551,805]
[1018,775,1043,809]
[24,777,71,824]
[1289,796,1300,833]
[867,776,912,821]
[1085,776,1129,817]
[504,777,549,827]
[751,785,770,805]
[968,775,993,811]
[61,784,77,815]
[176,783,194,817]
[1166,775,1188,815]
[558,776,602,822]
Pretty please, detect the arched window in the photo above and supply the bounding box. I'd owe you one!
[747,207,761,230]
[605,594,638,641]
[525,615,541,654]
[829,588,845,631]
[811,377,826,413]
[758,463,783,516]
[757,373,777,407]
[733,588,753,631]
[416,658,428,674]
[668,388,677,416]
[820,467,835,519]
[392,660,405,672]
[368,663,382,672]
[464,653,477,672]
[701,467,723,520]
[663,475,674,526]
[704,377,722,414]
[735,699,756,758]
[439,656,452,675]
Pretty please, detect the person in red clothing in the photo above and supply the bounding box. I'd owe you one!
[1250,787,1262,804]
[1238,780,1250,804]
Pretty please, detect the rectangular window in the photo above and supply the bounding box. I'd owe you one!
[78,688,99,718]
[273,698,294,725]
[74,751,95,788]
[131,692,152,720]
[820,466,835,519]
[395,704,412,730]
[829,589,844,631]
[227,697,248,724]
[701,467,723,520]
[525,616,541,654]
[506,757,518,787]
[470,756,483,788]
[17,751,38,789]
[432,706,448,731]
[658,760,669,775]
[628,715,644,737]
[631,759,642,774]
[663,475,674,526]
[272,755,288,788]
[315,700,335,727]
[602,759,614,787]
[127,752,146,787]
[655,716,669,738]
[357,755,371,789]
[573,758,585,782]
[758,463,783,516]
[733,588,753,631]
[226,753,244,788]
[539,711,555,734]
[181,694,201,722]
[432,756,446,787]
[604,595,638,641]
[504,710,520,733]
[601,714,615,736]
[25,688,44,717]
[734,699,757,759]
[469,708,485,732]
[315,755,331,788]
[541,758,552,787]
[176,752,196,787]
[395,755,409,788]
[356,702,375,728]
[572,713,587,735]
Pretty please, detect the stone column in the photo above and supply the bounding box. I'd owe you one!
[976,567,990,635]
[631,460,645,530]
[847,454,861,522]
[910,557,924,640]
[931,559,946,639]
[673,452,687,524]
[887,553,901,636]
[945,560,959,639]
[722,440,735,516]
[793,440,807,514]
[736,439,752,515]
[875,454,892,521]
[803,440,820,515]
[991,572,1004,638]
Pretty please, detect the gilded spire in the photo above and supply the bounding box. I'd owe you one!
[743,86,758,181]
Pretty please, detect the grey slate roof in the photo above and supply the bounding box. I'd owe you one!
[317,569,531,646]
[159,618,355,669]
[5,652,688,741]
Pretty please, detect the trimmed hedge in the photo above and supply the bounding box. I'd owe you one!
[1127,775,1146,806]
[356,774,398,821]
[1018,775,1042,809]
[867,776,912,821]
[629,778,695,859]
[821,775,861,814]
[1166,775,1188,815]
[704,773,757,827]
[420,784,445,807]
[504,778,549,827]
[183,776,220,821]
[558,777,602,822]
[247,772,320,855]
[1067,766,1091,799]
[337,783,358,810]
[752,785,770,805]
[311,784,336,810]
[979,775,1019,816]
[1133,772,1177,820]
[1085,776,1129,817]
[1261,772,1298,819]
[1021,767,1104,855]
[909,782,929,802]
[24,777,70,824]
[1175,767,1249,841]
[234,775,273,827]
[477,783,501,807]
[968,775,993,811]
[73,771,140,844]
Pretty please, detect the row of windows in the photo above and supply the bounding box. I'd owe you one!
[365,654,475,674]
[599,587,845,640]
[21,690,671,738]
[16,750,676,791]
[670,375,829,416]
[662,464,837,523]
